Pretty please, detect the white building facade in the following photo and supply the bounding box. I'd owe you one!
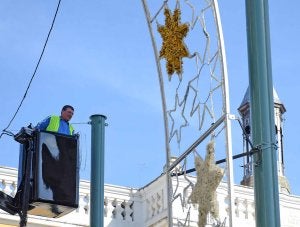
[1,165,300,227]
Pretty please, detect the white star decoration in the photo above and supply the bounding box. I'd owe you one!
[189,141,224,227]
[168,94,188,143]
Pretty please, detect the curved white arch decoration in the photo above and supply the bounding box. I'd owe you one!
[141,0,235,226]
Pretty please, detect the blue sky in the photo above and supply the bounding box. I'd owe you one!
[0,1,299,195]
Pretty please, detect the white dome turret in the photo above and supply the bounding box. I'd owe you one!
[238,86,290,193]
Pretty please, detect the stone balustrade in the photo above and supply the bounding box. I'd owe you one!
[0,167,17,197]
[0,166,143,226]
[1,165,300,226]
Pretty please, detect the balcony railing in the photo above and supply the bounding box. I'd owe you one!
[1,166,300,227]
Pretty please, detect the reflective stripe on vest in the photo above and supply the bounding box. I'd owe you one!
[46,116,74,135]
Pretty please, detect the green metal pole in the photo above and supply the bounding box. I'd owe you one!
[245,0,280,227]
[90,114,107,227]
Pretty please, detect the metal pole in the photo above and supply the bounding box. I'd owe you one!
[19,141,34,227]
[245,0,280,226]
[90,114,107,227]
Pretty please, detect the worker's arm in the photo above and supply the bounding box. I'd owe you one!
[36,116,51,131]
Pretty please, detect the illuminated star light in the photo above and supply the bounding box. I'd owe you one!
[158,7,189,80]
[189,141,224,227]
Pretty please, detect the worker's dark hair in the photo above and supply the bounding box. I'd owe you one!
[62,105,74,112]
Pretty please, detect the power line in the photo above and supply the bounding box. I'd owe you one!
[0,0,62,139]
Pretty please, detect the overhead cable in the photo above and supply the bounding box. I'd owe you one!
[0,0,62,138]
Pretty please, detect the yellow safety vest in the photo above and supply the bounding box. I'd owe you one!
[46,116,74,135]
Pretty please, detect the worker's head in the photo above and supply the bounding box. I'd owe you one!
[61,105,74,121]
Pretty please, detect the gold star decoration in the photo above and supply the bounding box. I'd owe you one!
[158,7,189,80]
[189,141,224,227]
